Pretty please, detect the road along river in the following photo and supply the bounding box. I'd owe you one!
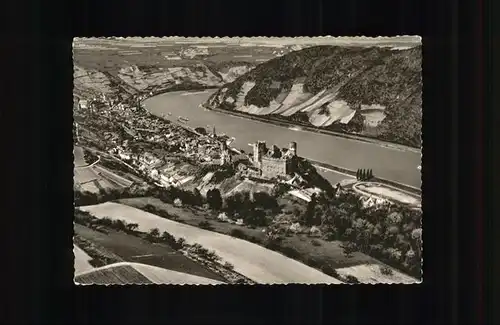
[144,90,422,188]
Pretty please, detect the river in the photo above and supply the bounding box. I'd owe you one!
[144,90,421,188]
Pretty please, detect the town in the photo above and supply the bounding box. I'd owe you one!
[75,91,338,203]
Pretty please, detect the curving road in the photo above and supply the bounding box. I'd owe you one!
[74,146,100,169]
[144,90,422,188]
[79,202,343,284]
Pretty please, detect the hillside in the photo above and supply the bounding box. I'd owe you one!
[205,46,422,148]
[74,62,254,100]
[73,40,256,99]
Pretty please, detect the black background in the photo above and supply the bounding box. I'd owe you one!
[0,0,486,323]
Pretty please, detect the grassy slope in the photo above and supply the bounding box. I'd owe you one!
[207,45,422,148]
[74,223,226,282]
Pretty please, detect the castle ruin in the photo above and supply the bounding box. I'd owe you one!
[249,141,298,179]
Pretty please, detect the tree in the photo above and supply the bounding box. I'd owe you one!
[380,265,393,276]
[206,188,223,210]
[302,194,317,226]
[161,231,177,247]
[148,227,160,240]
[225,192,242,213]
[176,237,187,248]
[342,241,357,258]
[345,275,360,284]
[192,188,203,206]
[240,191,253,216]
[112,219,128,231]
[126,223,139,232]
[254,192,279,211]
[245,208,268,227]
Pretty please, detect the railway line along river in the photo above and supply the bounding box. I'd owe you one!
[144,90,422,189]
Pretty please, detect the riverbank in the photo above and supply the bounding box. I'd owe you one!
[143,95,421,193]
[139,86,420,154]
[203,104,421,154]
[143,90,421,188]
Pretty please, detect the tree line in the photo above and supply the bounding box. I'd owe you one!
[356,168,373,181]
[297,190,422,278]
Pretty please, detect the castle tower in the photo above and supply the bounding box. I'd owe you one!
[289,141,297,156]
[253,140,267,168]
[220,140,227,151]
[253,143,260,167]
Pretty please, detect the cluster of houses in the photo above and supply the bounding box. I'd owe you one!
[78,90,393,208]
[109,145,196,188]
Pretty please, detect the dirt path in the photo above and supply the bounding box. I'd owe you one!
[79,202,343,284]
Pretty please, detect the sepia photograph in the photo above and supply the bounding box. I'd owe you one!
[73,36,422,285]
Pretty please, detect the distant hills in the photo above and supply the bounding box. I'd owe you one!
[73,61,255,99]
[205,45,422,148]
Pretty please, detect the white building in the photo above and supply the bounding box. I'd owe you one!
[78,99,88,110]
[119,152,131,160]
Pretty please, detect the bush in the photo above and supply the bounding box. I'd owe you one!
[345,275,360,284]
[230,229,248,240]
[321,265,339,278]
[147,228,160,241]
[205,250,221,262]
[144,204,157,214]
[176,237,187,248]
[74,211,94,225]
[264,239,281,251]
[311,239,322,247]
[224,262,235,270]
[248,236,262,244]
[278,246,301,259]
[198,221,213,230]
[342,241,357,258]
[126,223,139,233]
[161,231,178,248]
[99,217,114,227]
[111,219,128,231]
[304,257,321,268]
[380,265,394,276]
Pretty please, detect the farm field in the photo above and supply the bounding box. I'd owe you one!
[75,262,223,285]
[79,202,343,284]
[73,244,94,274]
[74,163,134,193]
[93,165,134,187]
[335,263,418,284]
[74,223,226,282]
